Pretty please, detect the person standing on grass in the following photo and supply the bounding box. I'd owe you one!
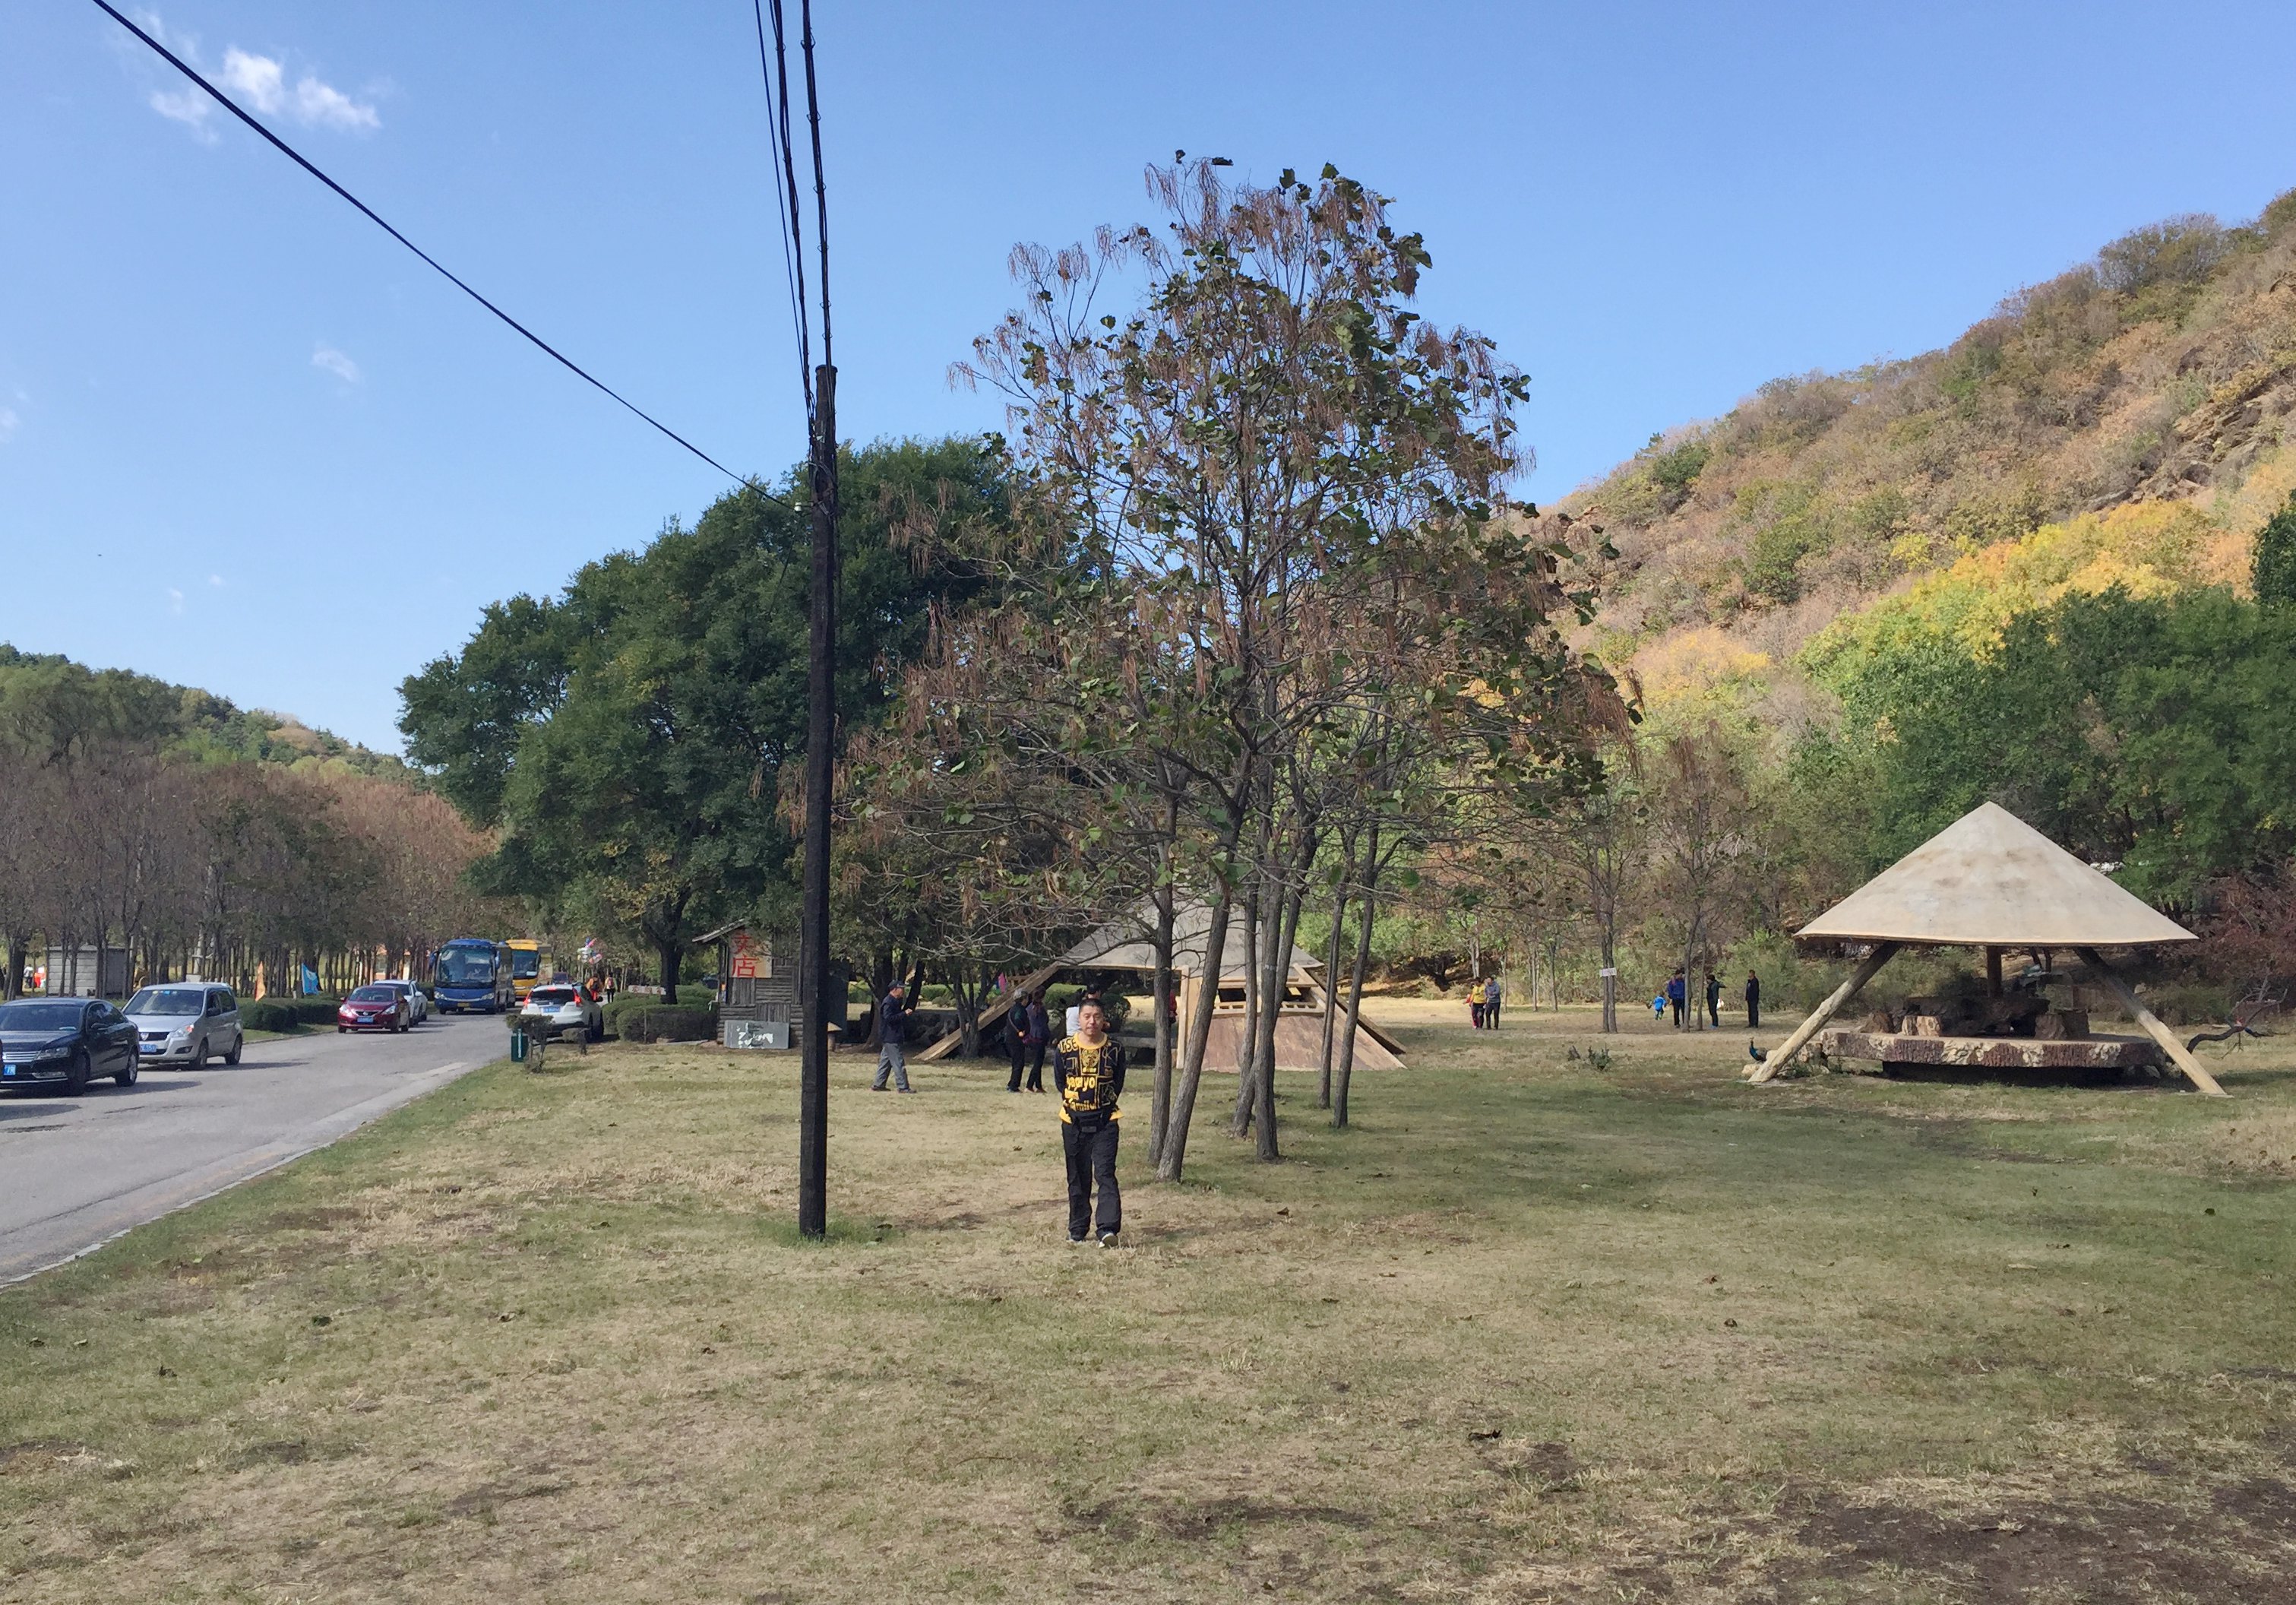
[1004,999,1030,1093]
[1483,974,1502,1030]
[1744,970,1761,1029]
[1023,990,1052,1092]
[1054,997,1126,1247]
[1469,991,1484,1030]
[1652,989,1667,1023]
[871,981,915,1094]
[1666,969,1686,1027]
[1704,970,1721,1029]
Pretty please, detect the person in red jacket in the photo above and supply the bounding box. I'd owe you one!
[1052,997,1126,1246]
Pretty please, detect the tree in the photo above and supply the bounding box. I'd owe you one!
[955,159,1606,1177]
[2254,490,2296,607]
[401,439,1004,1001]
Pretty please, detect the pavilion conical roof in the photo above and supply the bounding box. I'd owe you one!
[1795,801,2193,948]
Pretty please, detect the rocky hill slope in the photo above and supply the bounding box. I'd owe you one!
[1567,192,2296,683]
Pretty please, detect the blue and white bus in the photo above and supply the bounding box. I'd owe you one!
[432,939,513,1013]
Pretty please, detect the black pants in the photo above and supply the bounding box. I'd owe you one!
[1062,1119,1120,1239]
[1006,1028,1027,1090]
[1485,999,1500,1028]
[1706,996,1719,1027]
[1024,1037,1046,1091]
[1747,999,1760,1028]
[1669,999,1682,1024]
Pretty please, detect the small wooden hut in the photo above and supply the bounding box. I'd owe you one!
[913,901,1404,1071]
[1747,802,2226,1096]
[695,922,846,1049]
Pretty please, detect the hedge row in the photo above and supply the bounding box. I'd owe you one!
[612,1003,718,1043]
[241,996,344,1032]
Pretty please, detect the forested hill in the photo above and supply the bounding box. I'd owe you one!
[1570,191,2296,665]
[0,644,401,774]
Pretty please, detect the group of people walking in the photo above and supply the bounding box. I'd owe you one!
[1654,968,1760,1028]
[1466,975,1503,1029]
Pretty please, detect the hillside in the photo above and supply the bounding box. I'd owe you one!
[1568,190,2296,676]
[0,644,403,775]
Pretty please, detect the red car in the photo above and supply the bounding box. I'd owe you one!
[337,985,411,1034]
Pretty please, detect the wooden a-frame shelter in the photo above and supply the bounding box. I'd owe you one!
[914,900,1405,1070]
[1747,801,2226,1097]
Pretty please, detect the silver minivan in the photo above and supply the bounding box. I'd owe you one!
[122,984,244,1068]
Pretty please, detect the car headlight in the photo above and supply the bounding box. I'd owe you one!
[171,1027,192,1040]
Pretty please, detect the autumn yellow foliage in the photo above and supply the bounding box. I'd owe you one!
[1804,500,2242,673]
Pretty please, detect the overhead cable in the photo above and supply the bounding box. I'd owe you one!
[90,0,783,502]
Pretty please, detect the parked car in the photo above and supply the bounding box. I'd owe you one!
[123,983,243,1068]
[520,983,604,1044]
[373,979,429,1024]
[337,986,411,1034]
[0,997,141,1093]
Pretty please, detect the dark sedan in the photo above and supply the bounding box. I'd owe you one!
[0,998,141,1093]
[336,986,410,1034]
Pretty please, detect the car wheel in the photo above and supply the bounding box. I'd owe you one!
[337,1025,346,1034]
[115,1058,138,1087]
[62,1049,91,1097]
[226,1034,243,1065]
[191,1039,208,1072]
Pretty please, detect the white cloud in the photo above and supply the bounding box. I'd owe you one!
[312,345,361,385]
[219,48,378,131]
[208,574,225,587]
[167,587,185,616]
[149,85,218,140]
[131,17,378,138]
[0,407,17,443]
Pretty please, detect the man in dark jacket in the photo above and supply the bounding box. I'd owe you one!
[871,982,914,1093]
[1704,970,1722,1029]
[1744,971,1761,1030]
[1052,998,1126,1246]
[1007,989,1050,1093]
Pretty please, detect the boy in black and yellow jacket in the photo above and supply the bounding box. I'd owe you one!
[1052,999,1126,1246]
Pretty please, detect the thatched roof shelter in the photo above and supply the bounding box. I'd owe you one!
[1750,802,2223,1095]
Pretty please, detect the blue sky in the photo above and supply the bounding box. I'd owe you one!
[6,1,2295,751]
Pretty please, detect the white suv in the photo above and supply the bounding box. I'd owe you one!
[123,985,244,1068]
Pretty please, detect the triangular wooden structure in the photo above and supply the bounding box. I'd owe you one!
[1749,802,2223,1095]
[913,899,1403,1069]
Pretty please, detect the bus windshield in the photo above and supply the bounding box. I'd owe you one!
[435,948,499,986]
[511,948,542,980]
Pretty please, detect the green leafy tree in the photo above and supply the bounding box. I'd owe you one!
[400,438,1004,999]
[2253,491,2296,606]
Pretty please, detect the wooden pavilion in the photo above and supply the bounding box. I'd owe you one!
[913,900,1405,1071]
[1747,802,2227,1097]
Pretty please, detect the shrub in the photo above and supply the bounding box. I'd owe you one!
[2253,492,2296,607]
[242,996,343,1032]
[617,1005,717,1043]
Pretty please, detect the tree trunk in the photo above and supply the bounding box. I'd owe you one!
[1231,877,1262,1135]
[1146,878,1178,1168]
[1317,856,1349,1110]
[1333,819,1380,1129]
[1158,873,1237,1183]
[657,938,682,1006]
[1253,877,1301,1163]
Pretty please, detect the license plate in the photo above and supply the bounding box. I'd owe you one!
[141,1043,162,1054]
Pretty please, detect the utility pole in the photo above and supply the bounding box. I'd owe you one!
[798,363,837,1238]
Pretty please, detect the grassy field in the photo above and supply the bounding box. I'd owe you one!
[4,1003,2294,1603]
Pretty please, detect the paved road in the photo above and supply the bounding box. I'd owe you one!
[0,1012,502,1284]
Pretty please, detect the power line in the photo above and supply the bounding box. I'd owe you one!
[752,0,811,421]
[799,0,832,370]
[90,0,783,502]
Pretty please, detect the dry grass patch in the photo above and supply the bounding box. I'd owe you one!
[3,1009,2294,1601]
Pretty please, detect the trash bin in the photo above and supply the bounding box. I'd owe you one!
[510,1026,529,1064]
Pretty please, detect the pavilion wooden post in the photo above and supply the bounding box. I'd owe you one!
[2075,947,2229,1097]
[1747,942,1899,1084]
